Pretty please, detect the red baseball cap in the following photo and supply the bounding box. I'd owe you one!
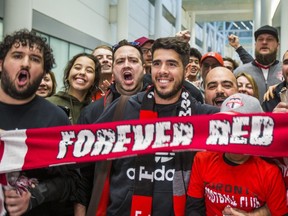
[200,52,224,66]
[134,37,154,47]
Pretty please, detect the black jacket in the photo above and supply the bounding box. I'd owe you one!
[235,45,254,64]
[84,91,218,215]
[262,81,286,112]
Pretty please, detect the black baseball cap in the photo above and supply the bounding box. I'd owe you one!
[254,25,279,42]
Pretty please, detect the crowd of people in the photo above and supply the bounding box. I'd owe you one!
[0,24,288,216]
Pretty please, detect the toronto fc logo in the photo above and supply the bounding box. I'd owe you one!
[225,96,244,110]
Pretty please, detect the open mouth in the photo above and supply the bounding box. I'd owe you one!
[124,72,133,81]
[191,67,199,73]
[18,70,29,85]
[214,97,226,107]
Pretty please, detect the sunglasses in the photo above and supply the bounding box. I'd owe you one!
[112,41,140,51]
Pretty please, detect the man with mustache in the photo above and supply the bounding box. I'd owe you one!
[0,29,78,216]
[234,25,282,103]
[186,93,288,216]
[204,66,238,108]
[195,67,275,215]
[78,40,147,125]
[136,34,205,104]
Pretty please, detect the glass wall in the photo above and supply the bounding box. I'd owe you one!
[37,31,92,91]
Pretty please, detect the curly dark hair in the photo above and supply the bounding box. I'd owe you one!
[0,29,55,73]
[63,53,101,99]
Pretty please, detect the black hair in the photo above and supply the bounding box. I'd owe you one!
[0,29,55,73]
[190,47,202,61]
[152,37,190,67]
[63,53,101,99]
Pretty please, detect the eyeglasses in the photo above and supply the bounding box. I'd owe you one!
[112,41,140,51]
[141,48,152,54]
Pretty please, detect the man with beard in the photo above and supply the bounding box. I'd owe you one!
[77,39,147,125]
[136,35,205,104]
[83,37,218,216]
[0,29,79,216]
[234,25,282,103]
[195,67,274,215]
[186,93,288,216]
[75,39,148,215]
[204,66,238,108]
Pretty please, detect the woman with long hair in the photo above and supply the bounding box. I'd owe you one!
[47,53,101,124]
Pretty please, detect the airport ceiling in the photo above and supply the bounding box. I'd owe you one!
[182,0,253,22]
[182,0,254,33]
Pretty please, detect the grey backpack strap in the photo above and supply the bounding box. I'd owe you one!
[86,95,130,216]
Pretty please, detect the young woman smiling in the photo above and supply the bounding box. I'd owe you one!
[47,53,101,124]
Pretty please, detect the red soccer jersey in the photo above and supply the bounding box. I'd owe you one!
[187,152,288,216]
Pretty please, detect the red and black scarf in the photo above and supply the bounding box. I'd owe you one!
[131,86,195,216]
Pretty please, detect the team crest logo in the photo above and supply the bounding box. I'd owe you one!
[225,96,244,110]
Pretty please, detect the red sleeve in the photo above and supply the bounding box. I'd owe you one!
[265,164,288,215]
[187,152,205,198]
